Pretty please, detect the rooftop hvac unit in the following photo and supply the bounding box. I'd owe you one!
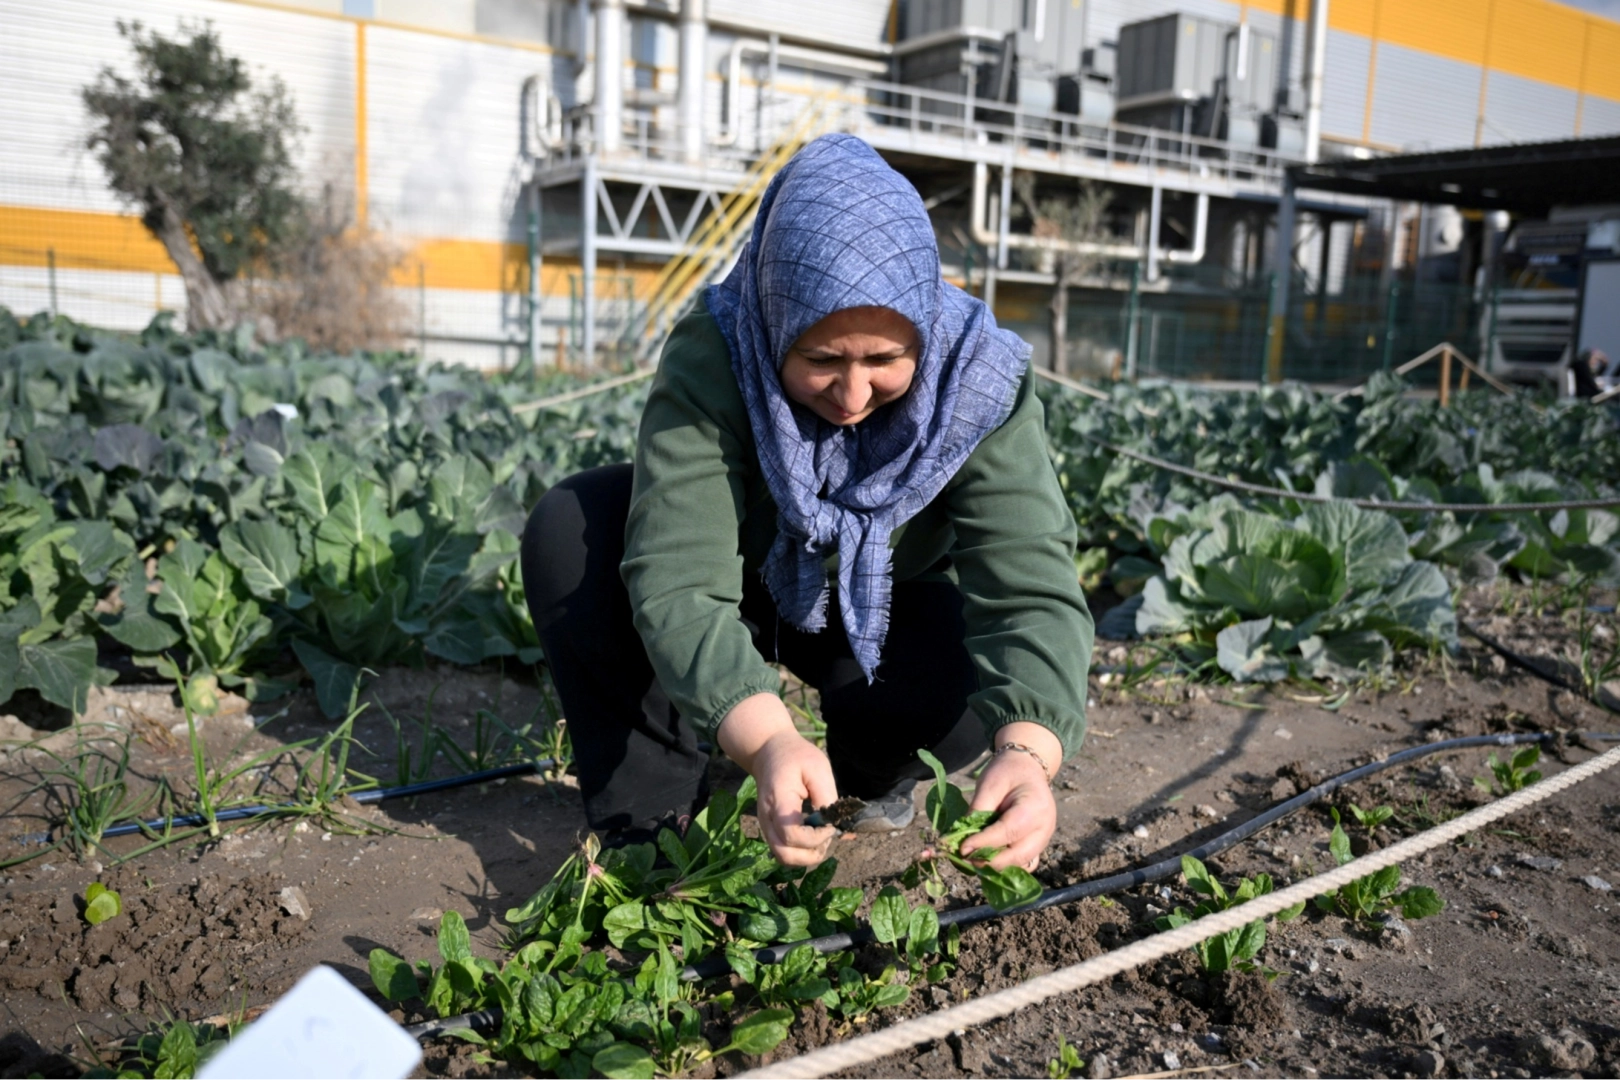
[1114,12,1285,149]
[1115,14,1229,112]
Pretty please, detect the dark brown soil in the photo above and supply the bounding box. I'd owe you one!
[4,590,1620,1078]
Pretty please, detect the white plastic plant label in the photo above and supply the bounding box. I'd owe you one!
[198,964,422,1079]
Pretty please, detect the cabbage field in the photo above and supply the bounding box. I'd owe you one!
[3,304,1620,724]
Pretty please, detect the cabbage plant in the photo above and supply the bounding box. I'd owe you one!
[1118,497,1456,682]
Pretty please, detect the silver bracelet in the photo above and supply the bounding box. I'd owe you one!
[994,741,1054,783]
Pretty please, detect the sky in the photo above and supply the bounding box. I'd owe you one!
[1558,0,1620,17]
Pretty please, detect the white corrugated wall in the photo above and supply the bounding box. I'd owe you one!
[1581,95,1620,136]
[0,0,356,209]
[1319,28,1370,144]
[365,25,544,239]
[1481,70,1579,145]
[1368,43,1478,151]
[707,0,888,53]
[0,0,356,331]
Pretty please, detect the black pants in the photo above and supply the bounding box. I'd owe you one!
[520,464,988,832]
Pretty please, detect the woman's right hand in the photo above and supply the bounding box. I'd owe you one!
[717,692,838,866]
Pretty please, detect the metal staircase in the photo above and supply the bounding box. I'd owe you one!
[624,94,841,367]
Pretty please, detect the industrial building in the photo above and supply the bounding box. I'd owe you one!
[4,0,1620,382]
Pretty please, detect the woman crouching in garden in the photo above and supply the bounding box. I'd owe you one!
[521,134,1092,873]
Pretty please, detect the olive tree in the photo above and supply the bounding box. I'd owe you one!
[1014,174,1113,376]
[83,20,304,330]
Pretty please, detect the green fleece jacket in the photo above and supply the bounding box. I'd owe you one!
[620,302,1093,758]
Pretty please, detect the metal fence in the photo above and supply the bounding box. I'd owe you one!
[1054,268,1484,386]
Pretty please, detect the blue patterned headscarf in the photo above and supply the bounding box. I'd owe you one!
[705,133,1031,680]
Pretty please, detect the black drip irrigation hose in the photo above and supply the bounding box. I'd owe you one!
[95,759,558,840]
[404,727,1620,1040]
[1079,432,1620,515]
[1458,616,1591,698]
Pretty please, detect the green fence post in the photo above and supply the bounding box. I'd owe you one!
[1381,278,1400,371]
[1484,283,1500,378]
[1124,260,1142,379]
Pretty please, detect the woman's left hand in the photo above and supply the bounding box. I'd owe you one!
[957,723,1062,872]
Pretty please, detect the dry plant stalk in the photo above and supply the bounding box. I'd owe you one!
[250,184,409,354]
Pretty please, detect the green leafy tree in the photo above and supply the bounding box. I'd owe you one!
[83,20,304,330]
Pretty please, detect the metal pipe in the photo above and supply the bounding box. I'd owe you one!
[677,0,706,163]
[594,0,624,154]
[581,157,598,366]
[1302,0,1329,163]
[996,164,1012,271]
[766,32,779,142]
[968,162,1208,264]
[1146,184,1163,282]
[574,0,593,104]
[716,38,887,146]
[521,75,563,155]
[527,181,542,373]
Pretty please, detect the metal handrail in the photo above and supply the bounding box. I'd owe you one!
[539,76,1304,189]
[624,94,839,362]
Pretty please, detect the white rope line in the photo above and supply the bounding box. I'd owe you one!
[510,368,656,413]
[742,741,1620,1079]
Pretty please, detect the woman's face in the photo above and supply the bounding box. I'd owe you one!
[780,306,919,426]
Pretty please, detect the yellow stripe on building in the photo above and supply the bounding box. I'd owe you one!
[1585,19,1620,103]
[0,205,176,275]
[0,204,667,298]
[1251,0,1618,104]
[1490,0,1586,89]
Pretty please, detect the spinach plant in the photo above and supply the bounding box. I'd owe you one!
[1047,1036,1085,1079]
[1314,811,1446,925]
[910,749,1043,911]
[1153,855,1302,977]
[1475,745,1542,795]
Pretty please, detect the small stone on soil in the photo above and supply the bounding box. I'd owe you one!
[1163,1050,1181,1069]
[277,885,310,921]
[1411,1049,1445,1077]
[409,906,444,922]
[1378,915,1412,950]
[1084,1053,1111,1079]
[1196,804,1222,819]
[1516,854,1563,872]
[1132,824,1150,839]
[1486,864,1504,878]
[1518,1029,1596,1071]
[1582,874,1613,892]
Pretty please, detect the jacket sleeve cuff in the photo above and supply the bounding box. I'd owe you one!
[980,713,1086,763]
[694,677,788,744]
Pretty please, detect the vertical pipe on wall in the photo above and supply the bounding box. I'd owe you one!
[595,0,624,154]
[996,165,1012,271]
[582,161,598,367]
[1302,0,1328,162]
[678,0,706,163]
[527,182,542,374]
[767,33,780,141]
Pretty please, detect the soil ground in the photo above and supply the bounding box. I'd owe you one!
[3,588,1619,1079]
